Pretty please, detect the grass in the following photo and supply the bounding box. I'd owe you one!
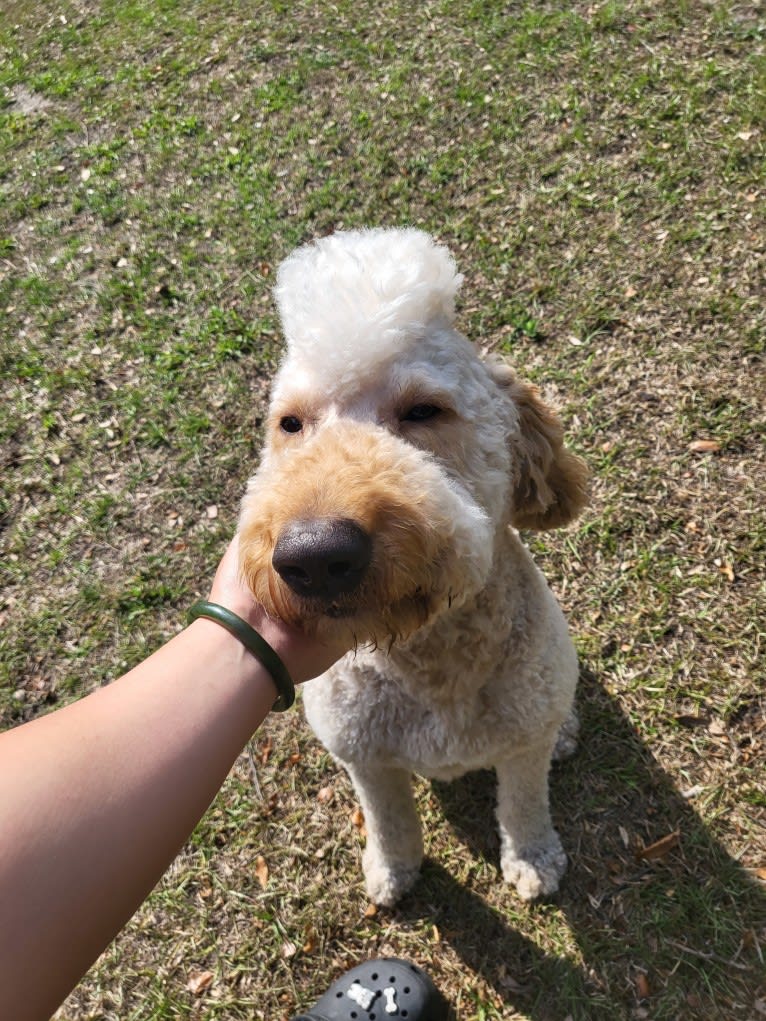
[1,0,764,1018]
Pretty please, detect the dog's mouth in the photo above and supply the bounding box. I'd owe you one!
[313,585,440,643]
[258,576,439,647]
[325,602,352,619]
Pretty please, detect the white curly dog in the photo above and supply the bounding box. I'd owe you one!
[239,228,588,907]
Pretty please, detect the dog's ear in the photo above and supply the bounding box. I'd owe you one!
[489,359,588,530]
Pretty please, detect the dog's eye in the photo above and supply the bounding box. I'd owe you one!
[280,415,303,434]
[401,404,441,423]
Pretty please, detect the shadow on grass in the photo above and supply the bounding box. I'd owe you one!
[396,667,765,1021]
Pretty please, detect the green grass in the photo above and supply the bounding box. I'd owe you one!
[1,1,764,1018]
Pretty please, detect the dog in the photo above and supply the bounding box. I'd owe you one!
[239,227,588,906]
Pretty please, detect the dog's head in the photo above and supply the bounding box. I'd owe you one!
[239,228,587,644]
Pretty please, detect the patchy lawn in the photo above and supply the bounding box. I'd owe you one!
[1,1,763,1019]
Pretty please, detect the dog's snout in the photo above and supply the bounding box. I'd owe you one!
[273,518,372,601]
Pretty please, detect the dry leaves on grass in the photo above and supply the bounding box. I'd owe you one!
[255,854,269,889]
[350,806,367,838]
[258,736,273,765]
[636,830,681,862]
[635,971,651,999]
[186,969,214,996]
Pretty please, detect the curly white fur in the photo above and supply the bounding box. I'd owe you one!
[240,227,588,906]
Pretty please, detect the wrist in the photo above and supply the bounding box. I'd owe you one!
[188,601,294,711]
[185,617,279,704]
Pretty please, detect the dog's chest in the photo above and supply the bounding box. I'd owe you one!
[302,536,575,774]
[303,662,511,776]
[302,627,560,776]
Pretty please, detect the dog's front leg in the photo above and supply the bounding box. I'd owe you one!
[344,762,423,907]
[495,737,567,901]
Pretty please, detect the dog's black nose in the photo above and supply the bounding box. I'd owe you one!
[272,518,372,600]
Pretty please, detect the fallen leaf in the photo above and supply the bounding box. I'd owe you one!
[688,439,721,453]
[187,970,214,996]
[636,830,680,861]
[675,715,707,729]
[351,806,365,831]
[259,736,273,765]
[302,927,318,953]
[363,902,378,918]
[635,972,650,998]
[282,940,298,959]
[317,785,334,804]
[754,867,766,881]
[681,784,705,800]
[288,752,302,765]
[499,971,529,993]
[719,563,735,583]
[255,855,269,889]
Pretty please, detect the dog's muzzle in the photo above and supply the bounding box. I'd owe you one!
[272,517,372,603]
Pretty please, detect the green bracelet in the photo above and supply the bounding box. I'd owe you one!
[188,599,295,712]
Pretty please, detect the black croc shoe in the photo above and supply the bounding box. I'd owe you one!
[291,957,449,1020]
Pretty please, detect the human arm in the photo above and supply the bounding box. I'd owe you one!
[0,537,347,1021]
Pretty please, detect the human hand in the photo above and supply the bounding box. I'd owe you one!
[208,535,351,684]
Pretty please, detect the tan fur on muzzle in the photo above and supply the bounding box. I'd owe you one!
[239,421,486,645]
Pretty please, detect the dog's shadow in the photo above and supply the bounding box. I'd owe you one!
[394,667,765,1020]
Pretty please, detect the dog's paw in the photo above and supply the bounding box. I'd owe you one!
[552,707,579,762]
[363,847,420,907]
[501,832,567,901]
